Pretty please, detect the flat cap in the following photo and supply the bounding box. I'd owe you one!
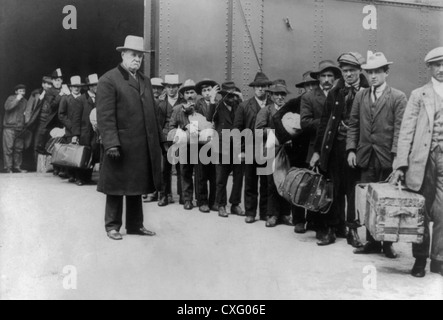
[425,47,443,64]
[338,52,366,67]
[14,84,26,91]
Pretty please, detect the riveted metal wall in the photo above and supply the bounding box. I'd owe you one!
[150,0,443,99]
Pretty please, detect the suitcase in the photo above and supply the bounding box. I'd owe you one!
[51,143,92,169]
[278,167,333,214]
[366,183,425,244]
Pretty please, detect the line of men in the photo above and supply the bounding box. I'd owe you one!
[2,69,100,186]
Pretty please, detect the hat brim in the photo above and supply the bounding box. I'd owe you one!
[426,56,443,64]
[310,67,342,80]
[162,83,183,87]
[219,89,241,97]
[86,82,99,86]
[179,86,196,95]
[268,89,291,95]
[295,80,319,89]
[195,80,219,94]
[69,84,87,87]
[249,81,273,87]
[361,62,393,70]
[116,47,150,54]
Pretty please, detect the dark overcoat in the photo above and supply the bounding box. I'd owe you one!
[157,96,185,143]
[58,94,83,139]
[300,87,327,162]
[78,92,95,146]
[96,65,163,196]
[314,75,369,171]
[347,85,407,170]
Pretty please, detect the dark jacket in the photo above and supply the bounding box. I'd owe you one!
[158,96,185,143]
[44,87,64,130]
[314,75,370,171]
[195,97,213,119]
[300,87,328,161]
[347,85,407,170]
[3,95,27,130]
[255,103,280,141]
[58,94,83,139]
[96,65,163,196]
[207,101,239,157]
[78,92,96,146]
[273,96,311,167]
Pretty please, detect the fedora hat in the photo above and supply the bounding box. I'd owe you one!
[362,51,393,70]
[195,79,219,95]
[249,72,273,87]
[179,79,197,95]
[162,74,182,87]
[425,47,443,64]
[116,35,149,53]
[310,60,342,79]
[85,74,99,86]
[51,68,63,79]
[151,78,164,88]
[219,81,241,96]
[267,79,290,94]
[69,76,86,87]
[295,71,320,88]
[338,52,366,68]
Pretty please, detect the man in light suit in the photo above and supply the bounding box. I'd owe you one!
[392,47,443,278]
[347,52,407,259]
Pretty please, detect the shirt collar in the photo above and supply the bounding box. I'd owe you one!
[88,91,96,99]
[372,82,387,95]
[72,92,81,99]
[274,103,282,111]
[255,96,267,108]
[168,95,179,105]
[432,77,443,99]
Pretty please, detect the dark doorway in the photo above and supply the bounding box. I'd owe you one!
[0,0,144,170]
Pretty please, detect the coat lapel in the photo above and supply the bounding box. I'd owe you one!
[423,82,436,126]
[372,86,390,120]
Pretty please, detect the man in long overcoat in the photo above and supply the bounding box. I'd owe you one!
[97,35,163,241]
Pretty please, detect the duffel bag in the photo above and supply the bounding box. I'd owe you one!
[278,167,333,214]
[51,143,92,169]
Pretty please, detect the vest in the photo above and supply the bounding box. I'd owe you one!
[431,94,443,151]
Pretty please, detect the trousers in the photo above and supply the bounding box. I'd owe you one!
[413,147,443,262]
[105,195,144,232]
[215,162,244,207]
[244,163,268,218]
[3,128,24,170]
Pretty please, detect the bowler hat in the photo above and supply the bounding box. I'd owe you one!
[295,71,320,88]
[338,52,366,68]
[14,84,26,92]
[179,79,197,95]
[249,72,273,87]
[425,47,443,64]
[85,74,99,86]
[162,74,182,87]
[116,35,149,53]
[195,79,219,95]
[310,61,342,79]
[51,68,63,79]
[219,81,242,96]
[151,78,164,88]
[68,76,86,87]
[267,79,290,94]
[361,51,393,70]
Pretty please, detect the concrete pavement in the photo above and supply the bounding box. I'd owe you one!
[0,173,442,300]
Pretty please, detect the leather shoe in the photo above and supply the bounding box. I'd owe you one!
[59,172,69,179]
[280,215,294,226]
[317,228,336,246]
[199,204,210,213]
[107,230,123,241]
[68,177,76,183]
[383,243,398,259]
[12,168,28,173]
[210,205,219,212]
[143,192,158,203]
[218,206,229,218]
[354,241,382,255]
[127,227,156,236]
[294,223,306,234]
[76,180,85,186]
[347,229,364,248]
[431,260,443,275]
[158,196,169,207]
[3,168,13,174]
[184,201,194,210]
[266,216,278,228]
[230,205,245,216]
[411,259,427,278]
[168,194,175,204]
[245,216,256,224]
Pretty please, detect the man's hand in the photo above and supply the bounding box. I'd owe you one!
[310,152,321,168]
[348,151,357,168]
[390,169,405,186]
[71,136,79,144]
[106,147,121,160]
[16,94,24,101]
[158,90,167,101]
[209,85,220,104]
